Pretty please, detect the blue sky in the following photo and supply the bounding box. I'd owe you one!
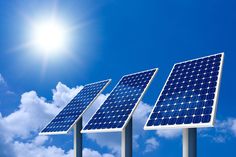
[0,0,236,157]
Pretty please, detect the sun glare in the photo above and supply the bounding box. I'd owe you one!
[33,20,67,54]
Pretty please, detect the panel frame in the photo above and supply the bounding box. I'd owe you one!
[81,68,158,133]
[144,53,224,130]
[39,79,111,135]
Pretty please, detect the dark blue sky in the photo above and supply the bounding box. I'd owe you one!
[0,0,236,157]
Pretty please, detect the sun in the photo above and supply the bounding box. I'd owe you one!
[33,20,67,55]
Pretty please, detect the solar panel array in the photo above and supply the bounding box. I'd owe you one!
[145,53,224,129]
[82,69,157,133]
[40,80,111,135]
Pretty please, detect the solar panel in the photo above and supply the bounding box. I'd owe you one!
[144,53,224,130]
[81,68,158,133]
[39,79,111,135]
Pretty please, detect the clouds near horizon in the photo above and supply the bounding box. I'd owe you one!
[0,82,113,157]
[0,81,235,157]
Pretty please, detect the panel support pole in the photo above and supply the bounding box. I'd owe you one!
[121,118,132,157]
[183,128,197,157]
[74,118,82,157]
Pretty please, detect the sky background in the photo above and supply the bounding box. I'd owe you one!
[0,0,236,157]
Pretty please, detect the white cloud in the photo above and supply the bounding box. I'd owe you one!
[85,132,121,155]
[83,148,115,157]
[13,140,74,157]
[81,93,121,154]
[0,73,6,85]
[13,138,114,157]
[231,119,236,135]
[83,94,108,125]
[133,102,152,134]
[0,134,15,157]
[199,118,236,143]
[52,82,83,108]
[1,91,53,140]
[84,101,153,155]
[83,94,121,155]
[0,82,82,141]
[212,136,226,143]
[144,137,159,153]
[6,90,15,95]
[2,80,236,157]
[0,82,115,157]
[215,118,236,136]
[156,129,182,139]
[154,118,236,141]
[33,136,49,146]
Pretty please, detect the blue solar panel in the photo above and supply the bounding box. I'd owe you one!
[40,80,111,135]
[145,53,224,129]
[82,69,157,133]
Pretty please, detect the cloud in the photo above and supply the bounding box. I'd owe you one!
[156,129,182,139]
[199,118,236,143]
[231,119,236,135]
[1,91,53,140]
[154,118,236,142]
[52,82,83,108]
[154,118,236,140]
[85,132,121,155]
[144,137,159,153]
[6,90,15,95]
[33,136,49,146]
[0,133,15,157]
[2,80,236,157]
[212,135,226,143]
[0,73,6,85]
[83,94,108,125]
[0,82,82,141]
[82,93,121,154]
[154,118,236,143]
[82,94,121,155]
[13,140,74,157]
[133,102,152,134]
[215,118,236,136]
[83,148,115,157]
[0,82,115,157]
[84,100,153,155]
[13,137,114,157]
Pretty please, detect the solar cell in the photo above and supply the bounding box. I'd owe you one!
[82,68,158,133]
[39,79,111,135]
[145,53,224,129]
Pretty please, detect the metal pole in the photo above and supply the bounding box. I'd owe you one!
[183,128,197,157]
[74,118,82,157]
[121,118,132,157]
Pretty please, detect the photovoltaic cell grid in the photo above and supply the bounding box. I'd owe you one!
[40,80,111,135]
[82,69,157,133]
[145,53,224,129]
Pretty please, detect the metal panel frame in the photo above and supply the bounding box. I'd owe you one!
[82,68,158,133]
[39,79,111,135]
[144,53,224,130]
